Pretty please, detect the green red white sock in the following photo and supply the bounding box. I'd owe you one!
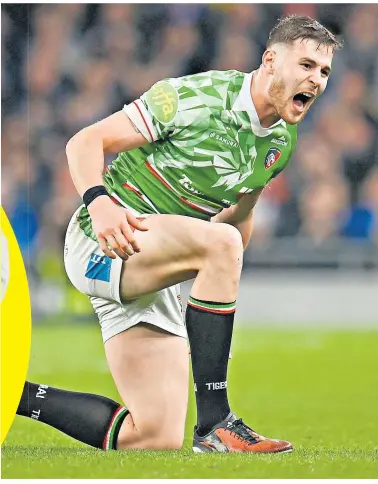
[103,406,129,450]
[187,296,236,315]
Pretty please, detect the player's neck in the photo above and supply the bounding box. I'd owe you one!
[251,68,281,128]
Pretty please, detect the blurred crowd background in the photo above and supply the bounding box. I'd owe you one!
[2,4,378,318]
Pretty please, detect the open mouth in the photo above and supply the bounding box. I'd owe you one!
[292,92,314,112]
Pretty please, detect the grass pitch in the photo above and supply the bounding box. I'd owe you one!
[2,323,378,478]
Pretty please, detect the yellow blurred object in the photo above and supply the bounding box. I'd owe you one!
[1,207,31,444]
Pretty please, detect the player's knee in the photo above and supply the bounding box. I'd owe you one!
[210,223,244,262]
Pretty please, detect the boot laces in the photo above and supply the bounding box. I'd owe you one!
[229,419,259,443]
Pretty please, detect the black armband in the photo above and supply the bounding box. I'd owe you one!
[83,186,110,208]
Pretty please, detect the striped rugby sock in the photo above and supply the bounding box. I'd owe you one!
[103,406,129,450]
[187,296,236,314]
[16,381,129,450]
[186,295,236,435]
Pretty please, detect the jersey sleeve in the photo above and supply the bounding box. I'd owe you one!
[268,126,298,183]
[123,75,218,143]
[285,128,298,169]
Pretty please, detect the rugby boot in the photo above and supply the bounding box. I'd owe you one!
[193,412,293,453]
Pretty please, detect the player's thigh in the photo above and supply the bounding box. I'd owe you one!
[120,213,242,300]
[105,323,189,439]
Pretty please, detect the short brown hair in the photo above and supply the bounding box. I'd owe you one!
[267,15,343,51]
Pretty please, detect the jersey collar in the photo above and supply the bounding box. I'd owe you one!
[232,71,286,137]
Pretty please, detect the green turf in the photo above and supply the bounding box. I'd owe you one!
[2,324,378,478]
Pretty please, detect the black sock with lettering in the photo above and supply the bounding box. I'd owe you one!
[186,296,235,436]
[16,381,128,450]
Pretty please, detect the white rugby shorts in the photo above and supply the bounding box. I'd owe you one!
[64,206,187,343]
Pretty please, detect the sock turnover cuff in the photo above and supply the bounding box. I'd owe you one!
[103,406,129,450]
[187,296,236,314]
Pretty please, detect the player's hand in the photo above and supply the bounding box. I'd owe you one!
[88,195,148,260]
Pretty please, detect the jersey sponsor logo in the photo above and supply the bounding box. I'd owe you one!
[271,136,288,147]
[178,174,202,195]
[85,253,112,282]
[145,81,178,125]
[265,147,281,169]
[209,132,239,149]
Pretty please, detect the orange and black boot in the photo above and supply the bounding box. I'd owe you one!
[193,413,293,453]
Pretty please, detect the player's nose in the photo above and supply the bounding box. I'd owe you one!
[308,69,323,89]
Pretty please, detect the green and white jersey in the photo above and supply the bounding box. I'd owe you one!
[79,70,297,238]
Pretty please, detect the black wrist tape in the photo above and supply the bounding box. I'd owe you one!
[83,185,109,208]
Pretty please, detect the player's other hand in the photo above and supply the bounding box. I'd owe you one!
[88,195,148,260]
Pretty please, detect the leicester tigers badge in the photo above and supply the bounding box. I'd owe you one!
[265,147,281,169]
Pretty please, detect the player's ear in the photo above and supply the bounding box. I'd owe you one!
[262,48,276,75]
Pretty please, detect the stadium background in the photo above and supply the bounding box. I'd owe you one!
[1,4,378,479]
[2,3,378,323]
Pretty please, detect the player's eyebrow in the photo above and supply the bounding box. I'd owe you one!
[300,57,332,75]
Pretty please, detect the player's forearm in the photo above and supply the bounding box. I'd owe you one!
[212,189,262,249]
[66,128,106,197]
[227,214,254,249]
[234,215,254,249]
[66,112,149,197]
